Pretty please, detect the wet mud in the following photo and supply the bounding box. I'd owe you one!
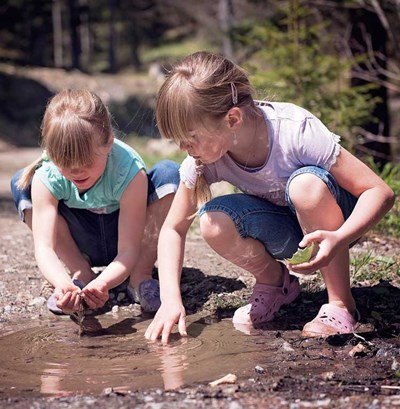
[0,313,276,397]
[1,301,399,402]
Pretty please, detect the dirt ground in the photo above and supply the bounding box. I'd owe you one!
[0,146,399,409]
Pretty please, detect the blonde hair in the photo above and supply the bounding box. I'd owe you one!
[17,89,112,189]
[156,51,258,207]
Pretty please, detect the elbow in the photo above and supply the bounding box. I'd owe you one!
[383,185,396,212]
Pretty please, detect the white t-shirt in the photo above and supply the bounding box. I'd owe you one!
[179,101,341,206]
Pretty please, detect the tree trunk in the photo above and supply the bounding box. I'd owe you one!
[52,0,63,68]
[218,0,234,59]
[79,0,90,72]
[108,0,118,73]
[68,0,81,70]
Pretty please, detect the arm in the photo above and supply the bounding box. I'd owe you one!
[31,175,82,311]
[82,170,148,308]
[145,181,198,344]
[291,147,395,273]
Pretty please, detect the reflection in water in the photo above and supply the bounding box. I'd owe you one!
[0,313,266,397]
[40,364,69,396]
[149,338,189,390]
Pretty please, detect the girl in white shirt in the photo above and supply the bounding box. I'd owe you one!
[145,51,394,342]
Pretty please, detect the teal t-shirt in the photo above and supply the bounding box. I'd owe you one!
[36,138,145,214]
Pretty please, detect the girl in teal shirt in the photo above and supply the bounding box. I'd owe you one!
[11,89,180,315]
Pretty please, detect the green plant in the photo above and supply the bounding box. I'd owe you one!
[236,0,377,142]
[350,250,398,284]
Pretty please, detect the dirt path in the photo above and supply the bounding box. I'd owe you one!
[0,147,399,409]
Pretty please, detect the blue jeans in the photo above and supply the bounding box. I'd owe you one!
[10,159,180,267]
[198,166,358,260]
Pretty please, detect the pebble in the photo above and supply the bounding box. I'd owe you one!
[228,401,243,409]
[281,341,295,352]
[254,365,265,374]
[103,387,113,395]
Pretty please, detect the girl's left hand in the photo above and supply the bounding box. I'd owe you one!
[81,278,109,309]
[288,229,344,275]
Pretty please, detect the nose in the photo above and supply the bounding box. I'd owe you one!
[69,168,83,176]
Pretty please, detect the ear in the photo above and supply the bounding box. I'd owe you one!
[226,107,243,131]
[106,132,114,152]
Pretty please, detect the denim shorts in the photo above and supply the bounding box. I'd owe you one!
[10,159,180,267]
[198,166,357,260]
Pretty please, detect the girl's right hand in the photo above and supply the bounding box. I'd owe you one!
[144,301,187,344]
[81,278,109,310]
[54,283,82,313]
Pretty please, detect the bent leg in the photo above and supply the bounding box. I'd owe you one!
[128,193,175,288]
[287,169,357,335]
[127,160,180,312]
[198,194,303,326]
[199,211,283,286]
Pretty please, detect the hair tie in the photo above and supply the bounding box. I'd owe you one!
[230,82,238,105]
[41,150,49,161]
[195,163,205,176]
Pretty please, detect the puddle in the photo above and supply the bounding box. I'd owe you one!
[0,312,269,397]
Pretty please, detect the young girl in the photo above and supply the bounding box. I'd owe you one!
[144,51,395,343]
[10,89,180,315]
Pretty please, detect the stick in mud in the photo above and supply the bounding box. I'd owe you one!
[77,294,86,336]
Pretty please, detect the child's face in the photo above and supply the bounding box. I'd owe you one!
[56,145,110,192]
[181,121,232,164]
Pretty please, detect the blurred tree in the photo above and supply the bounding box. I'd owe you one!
[218,0,234,59]
[52,0,63,67]
[108,0,117,73]
[68,0,81,70]
[349,5,390,165]
[234,0,399,163]
[238,0,377,143]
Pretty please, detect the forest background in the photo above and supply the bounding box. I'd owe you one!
[0,0,399,236]
[0,2,400,405]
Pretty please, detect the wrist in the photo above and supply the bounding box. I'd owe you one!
[93,277,112,291]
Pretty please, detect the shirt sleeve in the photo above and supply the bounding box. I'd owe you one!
[109,149,145,200]
[179,155,197,189]
[35,162,70,200]
[295,115,341,170]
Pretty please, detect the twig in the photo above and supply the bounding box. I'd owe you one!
[77,294,85,336]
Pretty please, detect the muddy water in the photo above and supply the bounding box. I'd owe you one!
[0,312,270,397]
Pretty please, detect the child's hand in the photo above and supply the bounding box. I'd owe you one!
[54,282,83,313]
[81,278,109,310]
[145,301,187,344]
[288,230,343,274]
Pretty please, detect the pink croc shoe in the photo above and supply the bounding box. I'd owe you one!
[232,265,301,326]
[301,303,359,338]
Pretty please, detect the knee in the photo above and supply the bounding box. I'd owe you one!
[288,173,328,211]
[199,211,234,242]
[150,160,180,183]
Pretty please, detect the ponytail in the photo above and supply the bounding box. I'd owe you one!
[16,156,44,190]
[193,159,212,209]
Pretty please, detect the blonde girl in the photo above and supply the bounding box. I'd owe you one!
[145,51,394,343]
[11,89,180,314]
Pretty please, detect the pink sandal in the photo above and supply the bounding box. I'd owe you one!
[301,303,359,337]
[232,265,301,326]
